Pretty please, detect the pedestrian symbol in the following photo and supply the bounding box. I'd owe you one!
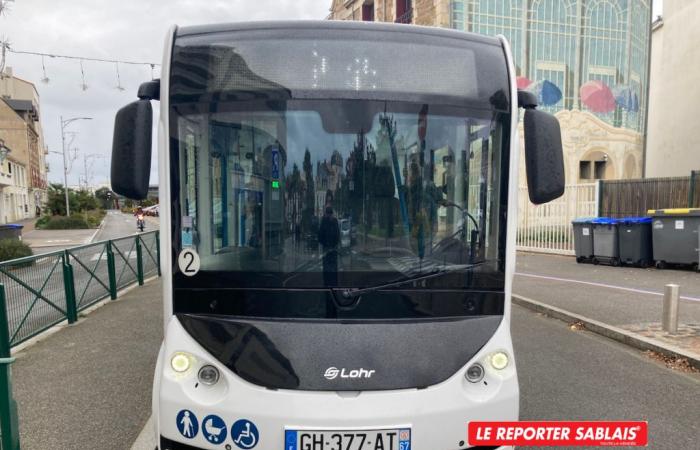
[231,419,259,449]
[176,410,199,439]
[202,414,228,444]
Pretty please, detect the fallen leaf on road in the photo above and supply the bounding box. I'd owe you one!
[569,321,585,331]
[643,351,699,373]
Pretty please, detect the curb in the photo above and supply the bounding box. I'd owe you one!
[512,294,700,371]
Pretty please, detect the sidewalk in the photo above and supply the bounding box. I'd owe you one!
[10,279,163,450]
[514,252,700,365]
[19,215,102,253]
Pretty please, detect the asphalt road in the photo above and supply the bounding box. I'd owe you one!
[94,210,159,241]
[513,304,700,449]
[514,252,700,326]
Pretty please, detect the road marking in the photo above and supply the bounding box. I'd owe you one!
[515,272,700,303]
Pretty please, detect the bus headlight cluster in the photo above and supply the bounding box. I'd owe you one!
[198,365,220,385]
[465,363,484,383]
[489,351,509,370]
[171,352,192,373]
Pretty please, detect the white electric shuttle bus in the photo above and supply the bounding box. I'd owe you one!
[111,20,564,450]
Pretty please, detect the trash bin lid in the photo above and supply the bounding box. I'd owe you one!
[620,217,652,224]
[572,217,596,224]
[647,208,700,216]
[591,217,619,225]
[2,224,24,229]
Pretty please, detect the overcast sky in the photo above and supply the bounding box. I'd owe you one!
[1,0,662,188]
[0,0,330,187]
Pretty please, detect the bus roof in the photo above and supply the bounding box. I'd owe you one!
[175,20,502,48]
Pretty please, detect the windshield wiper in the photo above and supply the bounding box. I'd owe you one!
[339,260,489,300]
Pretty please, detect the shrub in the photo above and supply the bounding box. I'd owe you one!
[35,215,51,229]
[42,216,90,230]
[0,239,33,263]
[84,209,106,228]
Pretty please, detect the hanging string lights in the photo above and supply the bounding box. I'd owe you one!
[115,62,125,91]
[0,42,159,92]
[40,54,49,84]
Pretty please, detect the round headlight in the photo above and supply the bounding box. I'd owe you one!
[171,352,191,373]
[198,365,220,386]
[465,363,484,383]
[490,351,509,370]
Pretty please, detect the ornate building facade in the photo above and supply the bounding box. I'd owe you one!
[329,0,652,182]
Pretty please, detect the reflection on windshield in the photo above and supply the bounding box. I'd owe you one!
[174,101,504,287]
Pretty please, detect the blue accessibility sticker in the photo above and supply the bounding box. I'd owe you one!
[202,414,227,444]
[284,430,297,450]
[176,409,199,439]
[231,419,259,449]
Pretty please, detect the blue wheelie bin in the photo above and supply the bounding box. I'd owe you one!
[618,217,653,267]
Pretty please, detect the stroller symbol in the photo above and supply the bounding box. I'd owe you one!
[202,415,228,444]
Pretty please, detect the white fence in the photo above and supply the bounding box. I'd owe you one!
[516,183,598,255]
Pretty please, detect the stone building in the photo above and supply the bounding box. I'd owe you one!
[0,67,49,221]
[328,0,652,183]
[645,2,700,177]
[0,100,32,223]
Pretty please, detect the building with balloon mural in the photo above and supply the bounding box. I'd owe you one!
[329,0,651,182]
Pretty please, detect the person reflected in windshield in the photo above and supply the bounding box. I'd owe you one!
[318,206,340,286]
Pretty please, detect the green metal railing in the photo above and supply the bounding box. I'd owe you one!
[0,230,160,449]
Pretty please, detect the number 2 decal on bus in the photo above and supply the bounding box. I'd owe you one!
[178,249,200,276]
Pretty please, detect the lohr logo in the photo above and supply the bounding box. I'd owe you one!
[324,366,375,380]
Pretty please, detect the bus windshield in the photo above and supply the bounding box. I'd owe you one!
[169,25,511,291]
[172,100,507,289]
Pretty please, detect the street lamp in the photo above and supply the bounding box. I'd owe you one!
[59,116,92,216]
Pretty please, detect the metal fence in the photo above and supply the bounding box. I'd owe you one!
[517,183,598,255]
[0,230,160,449]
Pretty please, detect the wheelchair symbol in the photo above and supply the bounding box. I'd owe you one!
[231,419,259,449]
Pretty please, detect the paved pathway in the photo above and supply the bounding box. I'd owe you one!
[514,252,700,357]
[11,279,162,450]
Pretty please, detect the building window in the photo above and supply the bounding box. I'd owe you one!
[395,0,412,23]
[594,160,607,179]
[528,0,577,112]
[451,1,465,30]
[464,1,523,74]
[362,2,374,21]
[579,161,591,180]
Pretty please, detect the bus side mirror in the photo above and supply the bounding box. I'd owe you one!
[111,99,152,199]
[519,91,565,204]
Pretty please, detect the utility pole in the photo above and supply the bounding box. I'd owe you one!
[59,116,92,216]
[82,154,103,190]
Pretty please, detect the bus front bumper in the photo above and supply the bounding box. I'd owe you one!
[155,317,519,450]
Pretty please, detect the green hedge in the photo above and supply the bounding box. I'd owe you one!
[0,239,33,263]
[36,210,106,230]
[42,216,91,230]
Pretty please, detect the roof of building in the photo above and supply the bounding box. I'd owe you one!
[3,98,39,121]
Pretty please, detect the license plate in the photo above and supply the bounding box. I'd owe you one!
[285,428,411,450]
